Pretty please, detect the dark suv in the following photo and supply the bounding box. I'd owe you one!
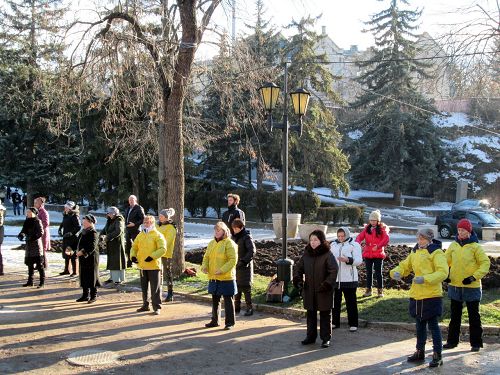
[435,210,500,239]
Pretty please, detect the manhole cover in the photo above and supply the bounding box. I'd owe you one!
[67,349,118,366]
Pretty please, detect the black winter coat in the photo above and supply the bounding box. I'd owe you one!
[222,204,245,234]
[233,228,256,286]
[294,244,338,311]
[77,228,100,288]
[20,217,44,260]
[124,204,145,240]
[59,210,81,256]
[101,215,126,270]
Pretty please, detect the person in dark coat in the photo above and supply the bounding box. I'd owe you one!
[73,214,100,303]
[34,197,50,269]
[0,200,6,276]
[18,207,45,288]
[101,206,126,284]
[293,230,338,348]
[124,195,145,268]
[58,201,81,276]
[22,193,27,215]
[11,189,22,216]
[231,218,256,316]
[222,193,245,235]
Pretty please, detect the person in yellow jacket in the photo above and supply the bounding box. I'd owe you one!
[157,208,177,303]
[443,219,490,352]
[131,215,167,315]
[390,228,448,368]
[202,221,238,330]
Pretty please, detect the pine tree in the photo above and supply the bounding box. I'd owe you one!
[349,0,444,200]
[283,16,350,194]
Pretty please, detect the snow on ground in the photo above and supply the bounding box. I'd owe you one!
[347,130,363,140]
[381,208,427,218]
[433,112,472,128]
[414,202,453,211]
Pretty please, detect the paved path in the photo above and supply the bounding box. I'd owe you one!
[0,270,499,374]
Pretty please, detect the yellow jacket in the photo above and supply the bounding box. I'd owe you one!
[130,228,167,270]
[445,234,490,288]
[202,237,238,281]
[390,241,448,300]
[157,222,176,259]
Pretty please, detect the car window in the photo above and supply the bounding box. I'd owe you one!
[465,213,480,223]
[452,211,465,219]
[475,212,500,224]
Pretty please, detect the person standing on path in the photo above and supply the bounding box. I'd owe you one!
[443,218,490,352]
[73,214,100,303]
[11,189,22,216]
[124,195,145,268]
[0,200,5,276]
[293,230,338,349]
[390,228,448,368]
[330,227,362,332]
[6,186,11,200]
[356,209,390,297]
[34,197,50,269]
[132,215,167,315]
[18,207,45,288]
[231,218,256,316]
[202,221,238,330]
[101,207,126,285]
[157,208,177,302]
[22,193,27,215]
[58,201,81,276]
[222,193,245,235]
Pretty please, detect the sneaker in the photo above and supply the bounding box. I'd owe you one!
[407,349,425,363]
[76,296,89,302]
[224,324,234,330]
[37,284,45,289]
[164,292,173,302]
[153,310,161,315]
[471,346,480,352]
[88,298,96,304]
[443,342,457,350]
[205,321,220,328]
[244,308,254,316]
[362,288,372,297]
[114,281,122,285]
[349,326,358,332]
[429,352,443,367]
[70,273,78,277]
[59,271,70,276]
[23,281,34,287]
[377,288,384,297]
[136,306,150,312]
[301,337,316,345]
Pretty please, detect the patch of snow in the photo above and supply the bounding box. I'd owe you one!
[433,112,472,128]
[415,202,453,210]
[454,162,474,170]
[382,208,427,218]
[484,172,500,184]
[347,130,363,140]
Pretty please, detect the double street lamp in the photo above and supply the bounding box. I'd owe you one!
[258,62,311,290]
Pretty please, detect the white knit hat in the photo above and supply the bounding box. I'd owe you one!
[65,201,76,210]
[369,210,382,222]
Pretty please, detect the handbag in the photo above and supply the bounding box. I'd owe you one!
[266,278,284,303]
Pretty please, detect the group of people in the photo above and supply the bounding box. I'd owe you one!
[3,187,28,216]
[1,191,492,367]
[293,210,490,369]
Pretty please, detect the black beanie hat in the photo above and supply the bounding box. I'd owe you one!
[83,214,96,224]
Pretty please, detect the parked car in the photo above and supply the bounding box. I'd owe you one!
[435,210,500,239]
[451,199,491,212]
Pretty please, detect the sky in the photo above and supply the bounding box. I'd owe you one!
[197,0,493,58]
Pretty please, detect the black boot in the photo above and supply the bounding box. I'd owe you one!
[164,287,173,302]
[429,352,443,367]
[23,280,34,287]
[235,301,241,314]
[407,349,425,363]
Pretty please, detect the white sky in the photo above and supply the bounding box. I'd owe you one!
[197,0,494,58]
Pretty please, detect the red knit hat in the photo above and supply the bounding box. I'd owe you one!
[457,218,472,233]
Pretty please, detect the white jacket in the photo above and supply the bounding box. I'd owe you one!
[330,227,363,287]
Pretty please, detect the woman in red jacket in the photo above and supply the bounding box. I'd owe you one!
[356,210,390,297]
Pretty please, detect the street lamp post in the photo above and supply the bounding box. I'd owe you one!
[258,62,311,294]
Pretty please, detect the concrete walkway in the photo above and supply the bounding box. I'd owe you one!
[0,270,499,374]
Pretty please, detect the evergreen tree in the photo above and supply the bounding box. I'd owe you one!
[349,0,444,200]
[283,16,350,194]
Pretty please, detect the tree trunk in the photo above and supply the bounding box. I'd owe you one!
[256,150,264,190]
[393,186,401,204]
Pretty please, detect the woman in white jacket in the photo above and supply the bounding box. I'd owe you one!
[330,227,362,332]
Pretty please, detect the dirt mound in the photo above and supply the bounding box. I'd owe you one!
[185,241,499,290]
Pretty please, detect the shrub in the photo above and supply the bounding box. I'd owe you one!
[206,190,226,218]
[185,190,201,217]
[255,189,270,222]
[289,191,321,222]
[316,205,364,224]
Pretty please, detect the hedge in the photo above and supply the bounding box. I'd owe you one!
[317,205,364,225]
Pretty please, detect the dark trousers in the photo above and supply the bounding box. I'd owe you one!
[0,244,4,275]
[161,258,173,289]
[332,287,358,327]
[306,310,332,341]
[416,316,442,353]
[13,203,21,216]
[64,257,77,274]
[365,258,383,289]
[211,294,235,326]
[140,269,162,311]
[235,285,252,309]
[447,299,483,347]
[81,287,97,299]
[125,230,138,267]
[28,260,45,284]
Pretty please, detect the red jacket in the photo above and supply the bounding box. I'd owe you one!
[356,224,390,259]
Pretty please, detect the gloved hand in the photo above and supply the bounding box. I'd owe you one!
[17,233,24,241]
[63,232,73,238]
[131,257,138,264]
[413,276,425,284]
[318,281,332,292]
[392,272,401,281]
[144,256,153,262]
[462,276,476,285]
